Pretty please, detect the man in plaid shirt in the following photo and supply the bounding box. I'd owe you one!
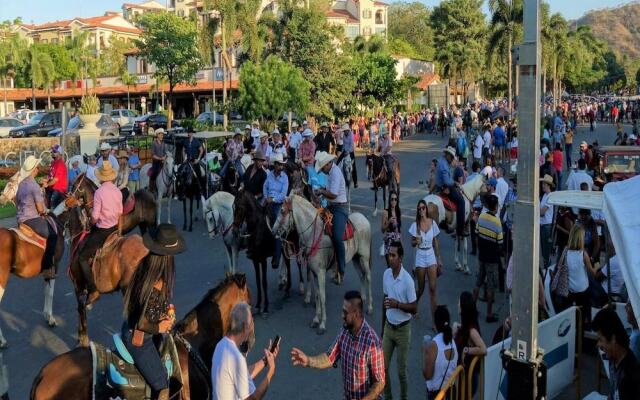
[291,291,385,399]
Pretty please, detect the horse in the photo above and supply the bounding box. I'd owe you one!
[423,175,486,274]
[175,160,206,231]
[139,152,176,225]
[271,195,373,334]
[233,190,276,317]
[366,153,401,217]
[203,191,245,275]
[338,153,353,213]
[220,154,251,196]
[30,273,251,400]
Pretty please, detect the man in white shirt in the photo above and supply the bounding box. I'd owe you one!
[211,302,279,400]
[382,242,417,400]
[495,166,509,213]
[566,159,593,191]
[539,174,554,270]
[482,127,492,157]
[473,132,484,163]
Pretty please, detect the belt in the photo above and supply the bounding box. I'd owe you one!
[386,319,410,330]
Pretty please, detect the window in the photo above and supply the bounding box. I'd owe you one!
[346,25,359,39]
[51,38,58,44]
[375,10,384,24]
[41,39,48,44]
[362,9,372,19]
[375,27,386,35]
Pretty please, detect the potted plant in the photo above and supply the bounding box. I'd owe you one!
[79,94,101,127]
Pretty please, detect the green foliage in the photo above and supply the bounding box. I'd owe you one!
[237,55,310,125]
[39,43,78,83]
[98,36,131,77]
[351,53,400,108]
[387,2,434,60]
[25,45,55,91]
[80,94,100,115]
[599,51,627,91]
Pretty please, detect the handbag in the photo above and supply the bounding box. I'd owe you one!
[550,250,569,298]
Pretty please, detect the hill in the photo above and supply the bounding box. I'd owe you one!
[575,2,640,59]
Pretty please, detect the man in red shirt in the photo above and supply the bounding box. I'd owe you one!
[552,143,564,188]
[44,144,68,208]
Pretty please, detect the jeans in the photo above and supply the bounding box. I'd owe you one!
[48,190,65,209]
[329,204,348,275]
[219,159,244,178]
[565,143,573,169]
[24,217,57,271]
[122,323,168,392]
[383,321,411,400]
[267,202,283,266]
[540,224,553,270]
[78,225,118,292]
[448,186,465,236]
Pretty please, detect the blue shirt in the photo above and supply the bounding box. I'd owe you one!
[16,176,44,223]
[263,170,289,203]
[342,130,354,153]
[494,126,506,146]
[435,156,454,188]
[128,154,140,181]
[631,329,640,362]
[68,167,81,190]
[185,137,202,161]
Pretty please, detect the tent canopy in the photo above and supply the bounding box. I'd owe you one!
[174,131,234,140]
[546,190,603,210]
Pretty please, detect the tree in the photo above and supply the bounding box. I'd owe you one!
[431,0,487,103]
[487,0,523,111]
[237,55,310,128]
[25,45,55,109]
[351,49,400,109]
[563,26,607,93]
[66,30,96,92]
[117,71,138,110]
[136,12,203,128]
[0,27,25,115]
[98,36,131,77]
[387,2,434,60]
[543,13,568,106]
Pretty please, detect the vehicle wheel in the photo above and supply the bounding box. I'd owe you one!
[148,127,155,136]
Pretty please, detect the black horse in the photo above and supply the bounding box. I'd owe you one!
[366,153,400,216]
[176,160,207,231]
[221,162,242,196]
[232,189,275,316]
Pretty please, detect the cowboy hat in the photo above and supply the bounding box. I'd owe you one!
[540,174,555,187]
[154,128,165,136]
[272,128,280,135]
[338,123,350,132]
[234,128,242,136]
[95,160,117,182]
[302,120,308,125]
[51,144,63,154]
[302,128,314,138]
[291,122,299,128]
[20,155,41,179]
[143,224,186,256]
[252,149,266,161]
[270,153,287,165]
[315,151,336,172]
[244,124,252,130]
[320,122,328,128]
[251,129,260,138]
[443,146,457,158]
[259,131,268,138]
[117,149,129,159]
[99,142,112,151]
[252,120,260,126]
[580,141,588,147]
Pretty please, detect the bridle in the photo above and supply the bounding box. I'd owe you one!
[204,206,231,238]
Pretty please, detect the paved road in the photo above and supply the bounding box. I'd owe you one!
[2,121,621,399]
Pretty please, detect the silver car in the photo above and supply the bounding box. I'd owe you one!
[0,118,24,138]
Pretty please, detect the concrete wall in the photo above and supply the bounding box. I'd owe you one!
[394,58,435,78]
[0,137,61,167]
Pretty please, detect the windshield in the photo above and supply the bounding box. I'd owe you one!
[605,154,640,174]
[0,119,19,127]
[28,113,45,124]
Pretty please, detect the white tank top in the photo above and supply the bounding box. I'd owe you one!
[566,250,589,293]
[426,333,458,392]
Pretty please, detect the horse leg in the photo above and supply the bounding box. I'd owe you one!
[298,260,305,295]
[182,199,187,231]
[316,268,327,335]
[304,265,313,304]
[252,260,262,313]
[261,259,269,315]
[156,193,162,225]
[167,197,172,224]
[278,257,288,292]
[357,252,374,315]
[194,196,199,222]
[0,266,8,348]
[454,236,462,271]
[372,187,378,217]
[309,268,320,327]
[43,278,57,327]
[463,237,470,274]
[188,197,193,232]
[76,290,89,347]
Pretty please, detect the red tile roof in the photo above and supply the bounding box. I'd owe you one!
[374,1,388,6]
[4,81,239,101]
[326,9,359,24]
[415,73,440,91]
[123,2,163,10]
[20,15,141,35]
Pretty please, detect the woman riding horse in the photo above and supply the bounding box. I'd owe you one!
[122,224,185,400]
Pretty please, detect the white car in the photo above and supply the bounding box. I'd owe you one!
[0,118,23,138]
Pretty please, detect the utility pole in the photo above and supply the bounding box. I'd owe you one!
[502,0,547,398]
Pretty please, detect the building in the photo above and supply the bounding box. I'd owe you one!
[13,14,141,54]
[393,57,435,79]
[326,0,388,40]
[122,1,168,23]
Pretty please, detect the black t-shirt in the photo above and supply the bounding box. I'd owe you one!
[610,351,640,400]
[314,132,335,153]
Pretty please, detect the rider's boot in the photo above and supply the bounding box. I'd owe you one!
[80,257,99,306]
[149,178,157,195]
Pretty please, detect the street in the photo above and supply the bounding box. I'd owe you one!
[3,121,622,399]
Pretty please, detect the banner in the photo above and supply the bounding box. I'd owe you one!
[483,306,576,400]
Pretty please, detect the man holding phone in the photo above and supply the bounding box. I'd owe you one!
[211,302,280,400]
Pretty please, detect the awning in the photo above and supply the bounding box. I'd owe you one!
[174,131,233,139]
[546,190,603,210]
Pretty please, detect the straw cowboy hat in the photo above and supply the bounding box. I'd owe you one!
[315,151,336,172]
[20,155,41,179]
[143,224,186,256]
[259,131,268,138]
[154,128,165,136]
[252,149,267,161]
[117,149,129,159]
[99,142,112,151]
[302,128,314,138]
[443,146,457,158]
[270,153,287,165]
[540,174,555,188]
[95,160,117,182]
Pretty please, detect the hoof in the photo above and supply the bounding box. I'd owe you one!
[372,209,378,217]
[463,267,471,275]
[182,225,187,231]
[310,320,319,329]
[47,317,57,328]
[261,311,269,319]
[86,303,93,311]
[0,341,7,350]
[316,327,326,335]
[188,227,193,232]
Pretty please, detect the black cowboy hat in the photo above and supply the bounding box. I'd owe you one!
[143,224,186,256]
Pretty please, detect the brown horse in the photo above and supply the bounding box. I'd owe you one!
[30,273,251,400]
[0,217,65,348]
[366,153,401,216]
[62,174,158,346]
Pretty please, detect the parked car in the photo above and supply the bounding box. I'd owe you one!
[0,118,24,138]
[196,111,224,126]
[599,146,640,181]
[133,113,180,135]
[13,109,45,124]
[47,114,120,137]
[109,109,138,127]
[9,110,66,137]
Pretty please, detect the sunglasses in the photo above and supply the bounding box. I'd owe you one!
[418,206,426,210]
[390,197,398,201]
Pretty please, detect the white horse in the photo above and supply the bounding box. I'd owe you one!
[271,195,373,335]
[423,175,486,274]
[140,152,175,225]
[202,191,244,274]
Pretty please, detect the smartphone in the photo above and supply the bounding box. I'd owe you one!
[270,335,281,353]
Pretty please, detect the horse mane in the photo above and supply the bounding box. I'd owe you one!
[175,273,247,334]
[461,174,485,200]
[74,173,98,191]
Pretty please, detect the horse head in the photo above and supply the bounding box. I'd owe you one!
[272,197,294,239]
[461,174,487,201]
[203,196,223,238]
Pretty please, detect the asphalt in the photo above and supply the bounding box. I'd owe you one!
[1,121,623,399]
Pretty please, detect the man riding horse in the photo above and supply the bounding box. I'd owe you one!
[435,147,465,236]
[314,151,348,285]
[77,160,123,305]
[149,129,167,194]
[377,130,394,190]
[220,129,245,178]
[15,156,58,278]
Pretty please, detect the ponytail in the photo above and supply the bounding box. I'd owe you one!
[434,305,453,345]
[442,321,453,345]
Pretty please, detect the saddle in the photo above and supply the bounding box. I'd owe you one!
[123,193,136,215]
[91,233,149,293]
[10,224,46,250]
[90,333,182,400]
[319,208,354,240]
[438,193,458,212]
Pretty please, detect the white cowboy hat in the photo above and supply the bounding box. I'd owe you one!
[270,153,286,165]
[244,124,251,130]
[99,142,112,151]
[20,155,41,179]
[320,122,328,128]
[272,128,280,135]
[338,123,350,132]
[302,120,308,125]
[154,128,165,135]
[302,128,314,138]
[95,160,117,182]
[234,128,242,135]
[259,131,268,138]
[291,122,299,128]
[315,151,336,172]
[443,146,457,158]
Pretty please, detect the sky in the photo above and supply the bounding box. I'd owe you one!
[0,0,635,25]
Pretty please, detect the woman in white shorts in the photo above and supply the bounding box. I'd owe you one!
[410,199,442,326]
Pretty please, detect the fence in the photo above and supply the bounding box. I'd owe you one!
[435,365,466,400]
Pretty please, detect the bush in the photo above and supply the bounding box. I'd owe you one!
[80,94,100,115]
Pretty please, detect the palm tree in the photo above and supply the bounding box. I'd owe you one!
[488,0,523,111]
[545,13,568,107]
[66,30,93,94]
[0,33,25,115]
[117,71,138,110]
[25,45,55,110]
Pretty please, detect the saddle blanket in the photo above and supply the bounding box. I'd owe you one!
[90,334,182,400]
[439,195,457,212]
[91,233,148,294]
[123,195,136,215]
[10,224,46,250]
[319,209,355,240]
